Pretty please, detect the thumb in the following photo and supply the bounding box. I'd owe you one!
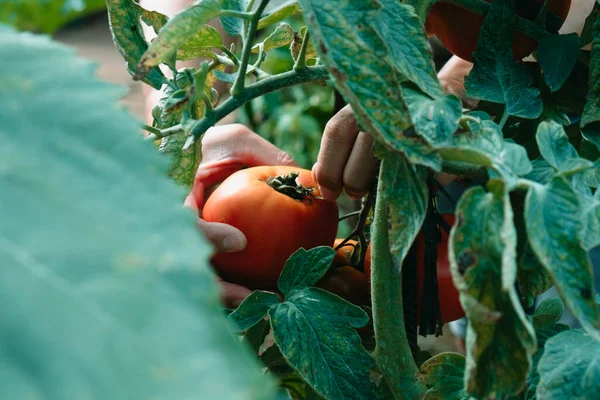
[196,218,247,253]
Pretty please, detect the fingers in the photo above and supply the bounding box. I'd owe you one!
[196,218,247,253]
[218,279,253,308]
[201,124,298,170]
[343,132,378,199]
[437,56,477,109]
[313,106,360,200]
[313,105,378,201]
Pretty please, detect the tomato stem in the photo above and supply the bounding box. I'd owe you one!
[266,171,316,201]
[371,164,424,399]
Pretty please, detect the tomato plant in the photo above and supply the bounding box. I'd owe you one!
[427,0,572,62]
[5,0,600,399]
[203,166,338,289]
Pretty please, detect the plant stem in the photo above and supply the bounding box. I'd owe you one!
[441,160,489,181]
[143,124,184,141]
[219,10,254,20]
[189,66,329,141]
[498,107,510,129]
[338,210,361,222]
[293,29,311,71]
[446,0,549,41]
[231,0,271,97]
[371,163,423,399]
[141,124,162,135]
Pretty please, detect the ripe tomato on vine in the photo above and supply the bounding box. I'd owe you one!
[203,166,339,289]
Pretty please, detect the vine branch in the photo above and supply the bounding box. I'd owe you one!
[231,0,271,97]
[188,66,330,142]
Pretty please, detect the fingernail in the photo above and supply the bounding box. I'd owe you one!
[319,186,337,201]
[222,234,246,252]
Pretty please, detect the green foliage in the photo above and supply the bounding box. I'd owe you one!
[416,352,469,400]
[524,323,571,399]
[532,298,565,329]
[450,185,536,398]
[536,329,600,399]
[0,0,105,33]
[0,24,275,400]
[537,33,580,92]
[106,0,166,89]
[229,247,378,400]
[299,0,441,170]
[134,0,222,79]
[525,176,600,339]
[465,0,543,120]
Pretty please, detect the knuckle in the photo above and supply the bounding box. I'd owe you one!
[315,168,341,191]
[277,151,296,166]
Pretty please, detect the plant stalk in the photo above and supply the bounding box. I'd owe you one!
[231,0,271,97]
[371,163,424,400]
[190,66,330,140]
[293,29,311,71]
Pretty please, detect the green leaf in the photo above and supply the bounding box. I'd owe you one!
[258,1,301,30]
[243,318,271,354]
[533,298,565,329]
[525,158,556,185]
[378,149,428,266]
[449,184,536,398]
[298,0,440,170]
[582,11,600,149]
[229,291,281,331]
[177,24,223,61]
[0,25,274,400]
[135,0,222,79]
[0,0,105,33]
[277,247,335,297]
[402,0,436,22]
[290,26,318,61]
[416,352,469,400]
[403,84,461,145]
[269,288,376,399]
[524,324,571,400]
[252,23,295,54]
[465,0,542,119]
[106,0,166,89]
[537,33,580,92]
[580,3,599,48]
[525,176,600,339]
[537,329,600,399]
[374,0,444,99]
[581,200,600,250]
[133,1,169,35]
[220,0,249,36]
[439,115,533,180]
[536,120,592,174]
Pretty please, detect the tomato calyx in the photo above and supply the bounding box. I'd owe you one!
[265,171,316,202]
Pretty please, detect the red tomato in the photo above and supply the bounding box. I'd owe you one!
[427,0,572,62]
[332,238,358,266]
[202,166,339,289]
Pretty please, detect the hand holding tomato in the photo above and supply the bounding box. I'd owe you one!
[185,124,298,306]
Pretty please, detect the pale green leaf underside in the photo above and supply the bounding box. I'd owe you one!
[537,329,600,399]
[525,177,600,340]
[0,25,274,400]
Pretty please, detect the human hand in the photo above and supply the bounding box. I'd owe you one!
[185,124,298,306]
[312,56,474,201]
